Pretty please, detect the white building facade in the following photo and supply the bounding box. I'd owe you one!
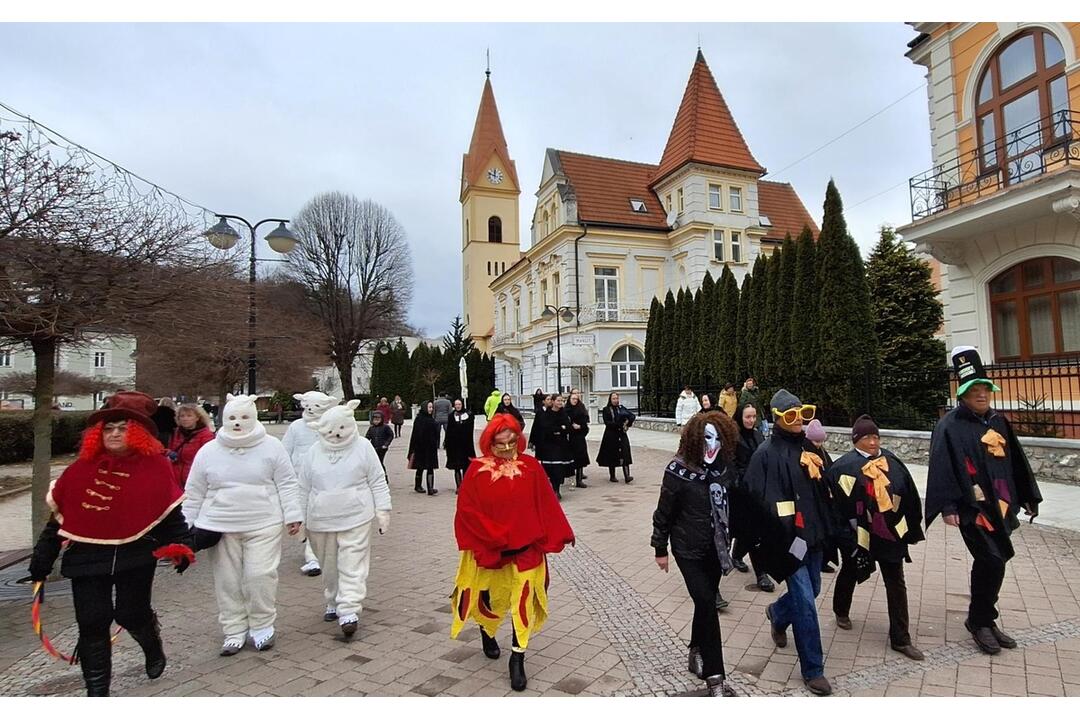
[0,334,137,411]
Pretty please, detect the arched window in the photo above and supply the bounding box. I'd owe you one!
[488,216,502,243]
[975,30,1069,181]
[610,345,644,389]
[542,209,550,236]
[989,257,1080,359]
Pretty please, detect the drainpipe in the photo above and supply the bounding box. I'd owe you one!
[573,222,588,328]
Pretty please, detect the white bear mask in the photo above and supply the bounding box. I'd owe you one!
[217,393,267,450]
[309,400,361,454]
[294,391,340,422]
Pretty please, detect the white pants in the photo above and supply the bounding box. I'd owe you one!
[210,524,283,639]
[303,534,319,565]
[307,522,374,619]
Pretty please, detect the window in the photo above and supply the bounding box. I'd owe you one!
[677,188,684,213]
[513,298,521,329]
[487,261,492,276]
[989,257,1080,359]
[629,198,648,213]
[465,218,470,243]
[93,391,106,409]
[974,30,1069,180]
[488,216,503,243]
[730,231,742,263]
[594,267,619,321]
[729,187,743,212]
[93,352,107,369]
[665,193,672,211]
[552,272,561,306]
[542,209,550,236]
[610,345,644,389]
[541,278,548,307]
[713,229,725,261]
[708,184,722,210]
[0,350,10,368]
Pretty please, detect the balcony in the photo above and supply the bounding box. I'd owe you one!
[576,303,650,324]
[493,330,522,346]
[909,110,1080,221]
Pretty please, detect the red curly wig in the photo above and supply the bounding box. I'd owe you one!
[478,413,526,457]
[79,421,165,461]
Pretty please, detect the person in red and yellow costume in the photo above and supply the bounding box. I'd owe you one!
[449,413,575,692]
[28,391,197,696]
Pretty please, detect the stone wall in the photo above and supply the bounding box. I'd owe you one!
[634,416,1080,486]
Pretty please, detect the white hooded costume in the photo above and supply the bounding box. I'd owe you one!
[298,400,391,630]
[282,391,339,572]
[183,393,302,650]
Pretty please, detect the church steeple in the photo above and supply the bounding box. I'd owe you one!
[461,73,519,200]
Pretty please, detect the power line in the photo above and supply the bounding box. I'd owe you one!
[848,177,912,210]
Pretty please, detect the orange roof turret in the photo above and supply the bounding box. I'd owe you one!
[461,76,519,195]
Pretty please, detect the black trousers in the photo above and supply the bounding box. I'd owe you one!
[832,557,911,647]
[731,538,767,578]
[674,553,726,679]
[71,563,156,643]
[393,423,402,438]
[959,523,1007,628]
[541,462,565,492]
[375,448,388,474]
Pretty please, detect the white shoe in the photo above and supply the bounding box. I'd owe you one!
[251,626,275,651]
[300,560,322,576]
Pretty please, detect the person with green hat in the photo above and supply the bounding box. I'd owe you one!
[926,346,1041,656]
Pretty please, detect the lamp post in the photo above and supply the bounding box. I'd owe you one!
[541,304,575,394]
[204,215,299,396]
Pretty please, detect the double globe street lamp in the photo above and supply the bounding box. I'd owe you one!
[542,304,575,394]
[204,215,299,396]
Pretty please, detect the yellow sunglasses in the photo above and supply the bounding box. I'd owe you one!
[772,404,816,424]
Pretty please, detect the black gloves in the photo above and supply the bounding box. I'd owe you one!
[28,558,53,583]
[852,548,875,584]
[175,556,191,574]
[191,527,223,551]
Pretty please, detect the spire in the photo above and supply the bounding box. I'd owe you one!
[654,49,765,185]
[461,72,519,193]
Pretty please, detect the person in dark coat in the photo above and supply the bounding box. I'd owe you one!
[567,389,590,488]
[444,398,476,493]
[494,393,525,431]
[731,403,773,592]
[534,394,574,500]
[365,410,394,474]
[597,392,635,483]
[698,393,715,413]
[407,401,441,496]
[167,403,215,489]
[151,397,177,446]
[827,415,925,660]
[651,411,741,697]
[390,395,406,438]
[803,419,837,573]
[742,389,836,696]
[926,347,1041,655]
[532,388,546,414]
[375,397,392,426]
[528,393,553,449]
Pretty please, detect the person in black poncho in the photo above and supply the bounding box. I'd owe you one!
[731,403,773,592]
[566,389,590,488]
[597,392,635,483]
[493,393,525,431]
[926,347,1041,655]
[444,398,476,493]
[534,394,574,500]
[408,401,441,496]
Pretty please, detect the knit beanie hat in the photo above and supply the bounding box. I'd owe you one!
[805,419,826,443]
[770,388,801,413]
[851,415,880,444]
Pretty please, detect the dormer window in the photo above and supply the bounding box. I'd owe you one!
[759,215,773,227]
[677,188,685,213]
[708,184,722,210]
[629,198,648,213]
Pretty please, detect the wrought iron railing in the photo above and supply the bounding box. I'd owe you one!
[910,110,1080,220]
[576,304,650,324]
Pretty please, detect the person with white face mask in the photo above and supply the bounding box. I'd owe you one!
[283,391,339,577]
[297,400,391,638]
[183,394,303,656]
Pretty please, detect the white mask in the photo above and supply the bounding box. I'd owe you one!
[704,423,721,465]
[293,391,340,421]
[221,393,261,441]
[309,400,361,451]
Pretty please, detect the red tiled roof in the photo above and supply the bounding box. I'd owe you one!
[757,181,819,242]
[655,50,765,184]
[555,150,669,230]
[462,77,519,191]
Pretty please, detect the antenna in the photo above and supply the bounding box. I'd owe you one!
[665,209,679,228]
[486,48,491,78]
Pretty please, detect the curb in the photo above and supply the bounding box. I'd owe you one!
[0,484,31,501]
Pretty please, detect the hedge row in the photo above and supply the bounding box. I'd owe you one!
[0,411,92,464]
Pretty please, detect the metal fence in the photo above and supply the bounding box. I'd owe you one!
[638,356,1080,438]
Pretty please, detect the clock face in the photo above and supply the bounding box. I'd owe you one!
[488,168,504,184]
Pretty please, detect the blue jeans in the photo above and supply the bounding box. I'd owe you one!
[769,550,824,680]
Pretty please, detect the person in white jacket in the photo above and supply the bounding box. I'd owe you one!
[282,390,339,577]
[674,386,701,426]
[297,400,391,638]
[182,394,303,656]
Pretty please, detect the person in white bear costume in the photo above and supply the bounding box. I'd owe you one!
[283,391,339,577]
[182,394,303,656]
[297,400,392,638]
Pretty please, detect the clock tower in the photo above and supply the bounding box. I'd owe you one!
[460,71,522,353]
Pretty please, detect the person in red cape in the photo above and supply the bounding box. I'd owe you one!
[28,391,198,696]
[450,413,574,692]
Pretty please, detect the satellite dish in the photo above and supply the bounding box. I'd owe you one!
[665,209,678,228]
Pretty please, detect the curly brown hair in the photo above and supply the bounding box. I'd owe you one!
[676,411,738,468]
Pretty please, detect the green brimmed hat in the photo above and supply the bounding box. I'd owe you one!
[951,346,1000,397]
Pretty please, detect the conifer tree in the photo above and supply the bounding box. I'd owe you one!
[660,289,678,412]
[689,288,702,387]
[770,234,797,389]
[789,226,817,396]
[674,288,689,387]
[745,254,768,381]
[643,295,662,412]
[735,274,753,383]
[716,265,739,386]
[696,271,716,387]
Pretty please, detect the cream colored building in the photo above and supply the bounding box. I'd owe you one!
[0,334,137,411]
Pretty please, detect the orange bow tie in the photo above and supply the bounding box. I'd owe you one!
[800,451,823,481]
[981,429,1006,458]
[861,455,894,512]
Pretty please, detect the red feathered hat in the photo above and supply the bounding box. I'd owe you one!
[479,413,526,457]
[87,391,158,435]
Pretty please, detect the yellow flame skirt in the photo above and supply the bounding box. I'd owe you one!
[449,550,549,649]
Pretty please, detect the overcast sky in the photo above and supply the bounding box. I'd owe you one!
[0,22,930,337]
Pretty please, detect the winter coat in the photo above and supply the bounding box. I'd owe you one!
[719,390,738,417]
[596,405,635,467]
[567,400,591,468]
[535,407,573,466]
[493,402,525,431]
[298,437,391,533]
[532,391,546,414]
[407,411,440,470]
[735,425,764,478]
[484,391,502,420]
[182,433,303,534]
[433,398,453,424]
[151,405,177,445]
[168,426,215,489]
[674,392,701,425]
[652,456,736,561]
[282,417,320,467]
[390,401,406,425]
[375,401,392,422]
[444,410,477,470]
[365,423,394,452]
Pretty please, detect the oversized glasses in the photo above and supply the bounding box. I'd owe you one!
[772,404,816,424]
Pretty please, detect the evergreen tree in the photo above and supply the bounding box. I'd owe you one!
[442,314,476,359]
[410,343,433,401]
[815,180,878,418]
[748,253,770,382]
[735,274,753,383]
[716,265,739,386]
[696,271,716,387]
[690,288,702,387]
[770,234,797,389]
[392,338,411,404]
[660,289,678,412]
[789,226,818,397]
[464,348,496,413]
[643,295,662,412]
[674,288,689,387]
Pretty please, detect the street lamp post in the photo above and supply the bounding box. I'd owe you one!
[541,304,575,394]
[204,215,299,396]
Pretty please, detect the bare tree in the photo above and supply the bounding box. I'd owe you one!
[286,192,414,399]
[0,370,123,399]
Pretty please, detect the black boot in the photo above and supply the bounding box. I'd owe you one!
[127,612,167,679]
[480,629,501,659]
[426,471,438,496]
[454,470,462,494]
[623,465,633,484]
[508,651,527,691]
[575,469,587,489]
[414,470,425,493]
[77,637,112,697]
[609,467,618,483]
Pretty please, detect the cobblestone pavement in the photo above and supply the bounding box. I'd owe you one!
[1,422,1079,696]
